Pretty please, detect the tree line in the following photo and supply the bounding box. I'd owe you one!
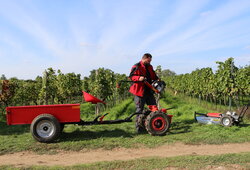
[164,58,250,108]
[0,68,131,115]
[1,57,248,115]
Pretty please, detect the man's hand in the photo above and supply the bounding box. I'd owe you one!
[139,76,145,81]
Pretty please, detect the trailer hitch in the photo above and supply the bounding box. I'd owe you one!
[93,113,109,123]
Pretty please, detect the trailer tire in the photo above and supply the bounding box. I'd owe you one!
[220,115,233,127]
[135,114,146,133]
[145,111,170,136]
[30,114,61,143]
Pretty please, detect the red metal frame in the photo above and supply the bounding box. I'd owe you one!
[6,104,80,125]
[152,117,166,131]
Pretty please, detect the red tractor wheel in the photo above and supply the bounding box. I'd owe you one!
[145,111,170,136]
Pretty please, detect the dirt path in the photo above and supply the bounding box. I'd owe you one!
[1,142,250,167]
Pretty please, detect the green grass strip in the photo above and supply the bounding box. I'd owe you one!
[1,152,250,170]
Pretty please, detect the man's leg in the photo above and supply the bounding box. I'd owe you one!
[134,95,146,114]
[145,93,158,111]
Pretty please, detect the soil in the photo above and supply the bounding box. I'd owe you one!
[0,142,250,167]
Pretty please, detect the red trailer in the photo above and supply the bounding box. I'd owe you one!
[6,90,173,143]
[6,104,80,143]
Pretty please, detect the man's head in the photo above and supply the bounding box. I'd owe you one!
[141,53,152,65]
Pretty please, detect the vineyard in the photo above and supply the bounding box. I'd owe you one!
[0,67,131,117]
[1,58,249,117]
[165,58,250,109]
[0,57,250,169]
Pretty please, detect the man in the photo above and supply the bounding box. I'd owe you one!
[129,53,159,114]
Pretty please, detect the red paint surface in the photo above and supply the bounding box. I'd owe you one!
[161,108,167,113]
[207,113,221,118]
[82,91,106,104]
[6,104,80,125]
[167,115,173,123]
[148,105,158,111]
[152,117,166,131]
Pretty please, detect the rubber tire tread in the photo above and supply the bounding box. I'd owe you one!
[220,115,233,127]
[30,114,61,143]
[145,111,170,136]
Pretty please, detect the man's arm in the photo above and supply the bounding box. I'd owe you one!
[129,65,144,81]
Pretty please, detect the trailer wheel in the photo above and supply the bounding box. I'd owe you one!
[135,114,147,133]
[145,111,170,136]
[220,115,233,127]
[30,114,61,143]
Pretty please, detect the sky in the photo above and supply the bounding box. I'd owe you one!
[0,0,250,79]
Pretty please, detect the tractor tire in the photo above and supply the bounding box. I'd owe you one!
[135,114,147,133]
[220,115,233,127]
[145,111,170,136]
[30,114,61,143]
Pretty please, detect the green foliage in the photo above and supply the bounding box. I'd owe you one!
[56,70,82,104]
[0,91,250,155]
[0,59,249,156]
[0,80,16,114]
[114,73,130,101]
[80,102,95,120]
[0,74,7,80]
[161,68,176,77]
[165,58,249,107]
[235,65,250,95]
[1,67,131,117]
[215,58,238,96]
[82,68,131,114]
[104,98,134,120]
[83,68,116,100]
[39,68,58,104]
[0,68,84,117]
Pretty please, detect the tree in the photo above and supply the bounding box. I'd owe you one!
[39,68,57,105]
[155,65,162,78]
[56,70,82,103]
[0,74,7,80]
[161,69,176,77]
[0,80,15,114]
[215,58,238,108]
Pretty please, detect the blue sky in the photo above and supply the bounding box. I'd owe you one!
[0,0,250,79]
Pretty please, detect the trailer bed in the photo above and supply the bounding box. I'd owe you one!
[6,104,80,125]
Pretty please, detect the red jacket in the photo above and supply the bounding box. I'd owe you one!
[129,61,158,97]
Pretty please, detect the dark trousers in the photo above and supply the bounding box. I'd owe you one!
[134,92,157,113]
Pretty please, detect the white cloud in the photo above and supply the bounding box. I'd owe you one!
[0,0,250,79]
[245,46,250,49]
[152,0,250,57]
[0,1,65,59]
[137,0,210,52]
[200,10,212,17]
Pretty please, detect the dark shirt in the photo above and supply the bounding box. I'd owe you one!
[144,65,153,94]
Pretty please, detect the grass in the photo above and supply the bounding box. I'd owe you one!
[79,98,134,121]
[0,91,249,155]
[1,152,250,170]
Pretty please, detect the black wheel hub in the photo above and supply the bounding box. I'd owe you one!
[154,120,163,128]
[43,127,48,131]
